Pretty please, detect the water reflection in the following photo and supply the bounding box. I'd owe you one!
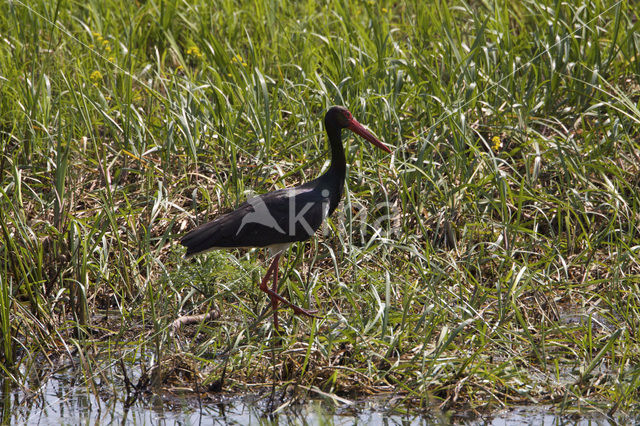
[0,374,633,425]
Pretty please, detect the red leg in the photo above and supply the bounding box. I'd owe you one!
[271,255,280,329]
[258,256,319,323]
[259,256,280,327]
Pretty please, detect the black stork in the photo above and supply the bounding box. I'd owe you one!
[180,106,391,328]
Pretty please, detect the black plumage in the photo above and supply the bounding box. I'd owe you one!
[180,106,391,328]
[182,180,332,256]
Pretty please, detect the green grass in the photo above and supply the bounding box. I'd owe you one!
[1,0,640,416]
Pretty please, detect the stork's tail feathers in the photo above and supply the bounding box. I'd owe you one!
[180,220,222,257]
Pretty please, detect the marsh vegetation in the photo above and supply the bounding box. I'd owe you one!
[1,0,640,419]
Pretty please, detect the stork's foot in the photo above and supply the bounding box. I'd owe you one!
[259,254,320,325]
[290,305,320,318]
[265,292,320,320]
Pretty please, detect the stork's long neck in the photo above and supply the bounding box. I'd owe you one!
[326,124,346,181]
[318,121,347,215]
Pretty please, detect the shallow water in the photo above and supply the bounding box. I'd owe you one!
[1,374,633,425]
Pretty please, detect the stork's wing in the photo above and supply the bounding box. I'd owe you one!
[180,186,330,257]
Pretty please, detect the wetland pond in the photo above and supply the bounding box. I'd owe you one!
[1,372,634,425]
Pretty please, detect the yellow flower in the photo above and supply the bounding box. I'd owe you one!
[90,70,103,85]
[108,56,116,62]
[92,31,100,37]
[186,45,203,59]
[231,54,246,66]
[231,54,248,67]
[491,135,503,152]
[382,7,388,13]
